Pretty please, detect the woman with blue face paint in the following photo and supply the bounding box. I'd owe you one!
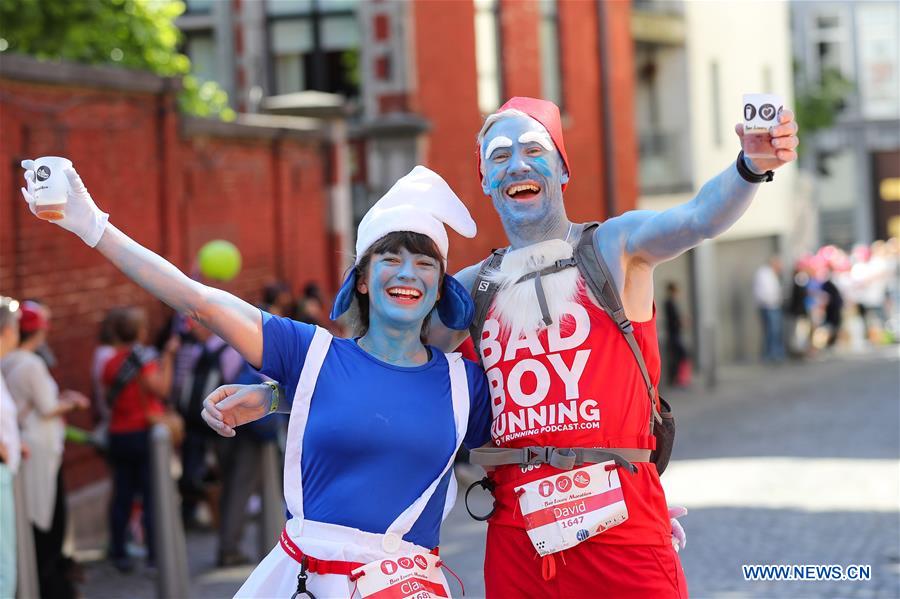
[19,162,492,598]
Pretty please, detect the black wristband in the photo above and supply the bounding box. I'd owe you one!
[736,151,774,183]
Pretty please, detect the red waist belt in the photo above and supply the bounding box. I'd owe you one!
[279,527,439,577]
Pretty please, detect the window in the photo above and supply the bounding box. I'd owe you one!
[710,61,722,147]
[539,0,563,108]
[184,0,215,13]
[185,32,218,84]
[268,0,360,97]
[808,8,852,82]
[817,41,842,73]
[816,14,840,29]
[474,0,503,114]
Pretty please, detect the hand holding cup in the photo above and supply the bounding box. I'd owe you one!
[735,93,799,173]
[21,159,110,247]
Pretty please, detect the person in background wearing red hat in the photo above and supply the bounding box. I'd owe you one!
[424,97,799,598]
[1,300,89,599]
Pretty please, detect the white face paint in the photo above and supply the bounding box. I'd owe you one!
[484,136,513,161]
[518,131,555,152]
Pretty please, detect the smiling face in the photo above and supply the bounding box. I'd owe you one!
[363,247,441,329]
[353,232,445,337]
[480,114,569,230]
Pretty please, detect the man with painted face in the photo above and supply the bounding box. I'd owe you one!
[426,97,799,598]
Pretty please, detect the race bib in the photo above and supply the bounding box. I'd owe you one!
[514,461,628,556]
[351,552,451,599]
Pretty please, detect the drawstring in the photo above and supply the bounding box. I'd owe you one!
[537,549,570,582]
[348,569,364,599]
[541,554,557,581]
[605,462,617,486]
[437,560,466,596]
[513,487,526,520]
[291,556,317,599]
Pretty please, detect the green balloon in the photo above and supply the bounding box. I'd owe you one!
[198,240,242,281]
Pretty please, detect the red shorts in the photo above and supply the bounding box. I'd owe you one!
[485,524,689,599]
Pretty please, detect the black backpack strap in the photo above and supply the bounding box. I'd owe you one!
[106,346,153,407]
[575,223,661,426]
[468,248,508,362]
[515,257,579,327]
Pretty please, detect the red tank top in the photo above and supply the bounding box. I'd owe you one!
[479,282,670,546]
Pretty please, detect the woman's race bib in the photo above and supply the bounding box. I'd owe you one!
[351,552,451,599]
[513,461,628,556]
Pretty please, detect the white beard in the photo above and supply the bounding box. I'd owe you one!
[484,239,581,341]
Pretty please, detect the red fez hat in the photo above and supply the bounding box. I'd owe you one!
[19,301,48,333]
[477,97,571,192]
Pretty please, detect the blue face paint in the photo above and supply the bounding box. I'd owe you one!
[480,115,570,240]
[360,247,440,362]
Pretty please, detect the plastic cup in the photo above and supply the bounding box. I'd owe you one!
[742,93,784,160]
[31,156,71,221]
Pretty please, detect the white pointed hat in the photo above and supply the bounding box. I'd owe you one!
[355,165,477,264]
[330,166,478,330]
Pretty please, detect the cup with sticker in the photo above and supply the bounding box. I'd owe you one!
[27,156,72,221]
[742,93,784,159]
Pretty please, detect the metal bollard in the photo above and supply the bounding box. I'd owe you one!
[257,442,284,558]
[13,473,39,599]
[149,424,189,599]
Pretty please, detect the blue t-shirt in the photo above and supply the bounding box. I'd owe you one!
[259,312,491,549]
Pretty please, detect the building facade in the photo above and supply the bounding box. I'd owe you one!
[791,0,900,247]
[176,0,639,271]
[632,0,800,368]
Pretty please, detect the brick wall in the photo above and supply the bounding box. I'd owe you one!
[0,55,332,489]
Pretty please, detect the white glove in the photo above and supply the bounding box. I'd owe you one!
[669,506,688,552]
[20,160,109,247]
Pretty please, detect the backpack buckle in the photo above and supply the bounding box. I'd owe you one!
[615,310,634,334]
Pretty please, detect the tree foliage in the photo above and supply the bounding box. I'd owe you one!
[793,64,855,153]
[0,0,235,121]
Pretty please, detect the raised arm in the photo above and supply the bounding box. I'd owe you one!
[21,163,264,368]
[625,112,798,266]
[95,225,262,366]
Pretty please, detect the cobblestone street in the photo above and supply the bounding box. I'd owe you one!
[659,347,900,599]
[79,348,900,598]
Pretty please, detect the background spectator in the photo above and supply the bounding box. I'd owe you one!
[753,256,786,362]
[214,365,286,567]
[262,282,294,319]
[663,281,690,386]
[174,320,244,532]
[1,301,88,598]
[102,307,179,573]
[787,261,813,357]
[91,307,126,442]
[0,296,23,598]
[819,269,845,349]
